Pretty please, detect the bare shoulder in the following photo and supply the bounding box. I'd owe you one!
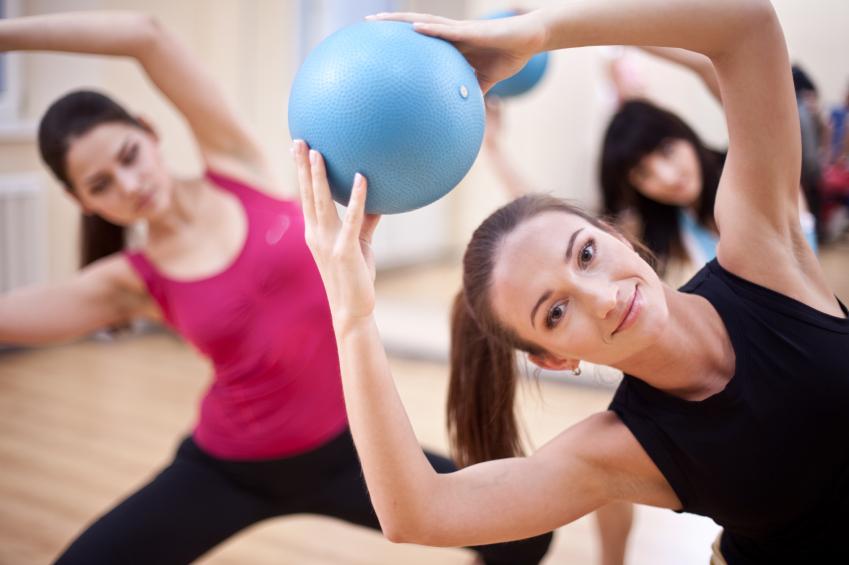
[540,411,682,509]
[83,254,161,320]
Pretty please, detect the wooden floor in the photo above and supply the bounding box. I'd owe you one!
[1,238,847,564]
[0,334,720,565]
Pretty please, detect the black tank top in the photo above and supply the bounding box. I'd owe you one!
[609,259,849,563]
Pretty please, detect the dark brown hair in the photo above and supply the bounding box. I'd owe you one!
[600,100,723,274]
[38,90,144,267]
[448,194,653,468]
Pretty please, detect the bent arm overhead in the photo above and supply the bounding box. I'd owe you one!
[638,46,722,104]
[292,143,680,545]
[534,1,799,235]
[0,11,264,169]
[337,318,674,546]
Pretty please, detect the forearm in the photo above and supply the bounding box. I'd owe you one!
[337,317,599,546]
[640,46,722,103]
[335,316,440,540]
[535,0,773,61]
[484,141,533,198]
[0,12,158,58]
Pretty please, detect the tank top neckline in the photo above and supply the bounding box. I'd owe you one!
[624,258,849,412]
[129,170,253,286]
[624,262,747,410]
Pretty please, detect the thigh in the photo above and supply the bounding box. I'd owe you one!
[54,439,275,565]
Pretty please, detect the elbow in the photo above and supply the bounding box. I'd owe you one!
[381,521,411,545]
[127,13,168,56]
[380,515,420,545]
[738,0,780,35]
[378,507,426,545]
[711,0,779,59]
[383,523,444,547]
[377,503,442,546]
[381,514,456,547]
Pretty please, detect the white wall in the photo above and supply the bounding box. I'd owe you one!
[3,0,299,281]
[453,0,849,245]
[3,0,848,281]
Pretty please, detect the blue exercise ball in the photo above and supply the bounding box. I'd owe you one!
[288,21,485,214]
[483,10,549,98]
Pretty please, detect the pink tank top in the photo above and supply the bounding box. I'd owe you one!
[125,171,347,460]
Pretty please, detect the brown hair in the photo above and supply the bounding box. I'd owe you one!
[447,194,653,468]
[38,90,145,267]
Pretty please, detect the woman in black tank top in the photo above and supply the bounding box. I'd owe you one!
[296,1,849,563]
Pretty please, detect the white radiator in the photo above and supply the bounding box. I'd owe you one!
[0,174,47,293]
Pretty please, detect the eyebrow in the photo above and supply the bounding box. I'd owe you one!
[82,137,131,187]
[529,228,583,328]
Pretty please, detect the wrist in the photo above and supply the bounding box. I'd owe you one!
[333,313,375,338]
[524,9,552,54]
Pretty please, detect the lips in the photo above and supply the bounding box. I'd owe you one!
[136,191,155,211]
[613,285,639,336]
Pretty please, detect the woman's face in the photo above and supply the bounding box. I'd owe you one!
[628,138,702,207]
[65,121,173,225]
[489,212,668,368]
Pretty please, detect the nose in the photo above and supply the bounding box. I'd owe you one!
[116,169,142,197]
[654,159,679,187]
[575,279,618,320]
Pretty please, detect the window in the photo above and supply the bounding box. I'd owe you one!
[0,0,21,124]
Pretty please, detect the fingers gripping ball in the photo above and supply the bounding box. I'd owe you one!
[484,10,549,99]
[288,21,485,214]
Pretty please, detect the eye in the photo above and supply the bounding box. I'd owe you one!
[89,179,111,195]
[122,144,139,165]
[658,139,675,156]
[578,239,596,267]
[545,301,567,329]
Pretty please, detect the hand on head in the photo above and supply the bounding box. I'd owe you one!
[366,11,545,94]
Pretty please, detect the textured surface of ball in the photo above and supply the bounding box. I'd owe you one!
[288,21,485,214]
[484,10,550,99]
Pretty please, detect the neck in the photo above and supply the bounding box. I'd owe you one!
[615,286,734,400]
[147,176,195,240]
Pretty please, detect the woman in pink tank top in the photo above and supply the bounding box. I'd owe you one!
[0,11,552,565]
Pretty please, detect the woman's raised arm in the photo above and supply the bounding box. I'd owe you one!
[292,141,679,545]
[0,12,265,171]
[376,0,806,296]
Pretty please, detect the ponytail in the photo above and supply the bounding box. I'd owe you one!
[447,292,524,468]
[451,194,655,468]
[80,214,125,267]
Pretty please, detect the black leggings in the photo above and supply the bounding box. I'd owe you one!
[54,429,553,564]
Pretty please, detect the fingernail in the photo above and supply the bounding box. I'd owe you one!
[354,173,363,186]
[309,150,317,164]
